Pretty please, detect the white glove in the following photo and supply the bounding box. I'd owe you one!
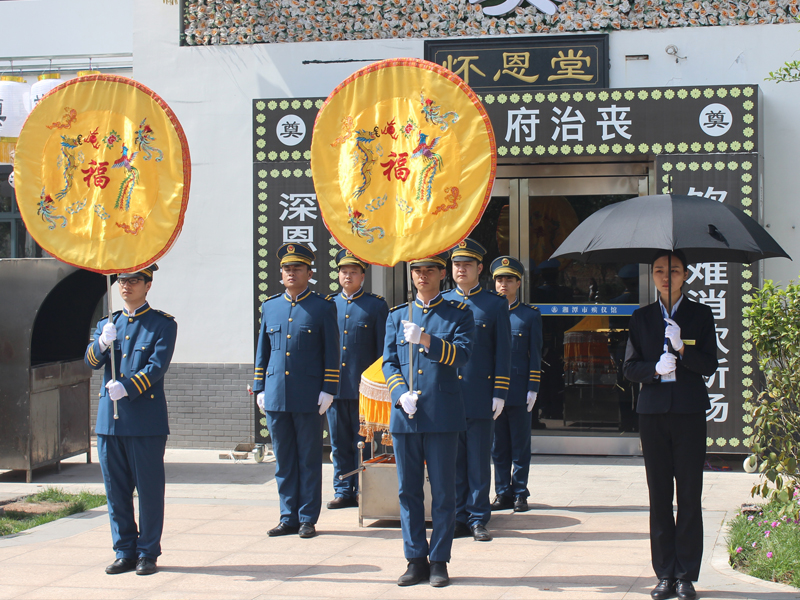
[492,397,505,420]
[655,352,677,376]
[106,380,128,401]
[318,391,334,415]
[664,318,683,351]
[398,391,418,415]
[401,320,422,344]
[99,323,117,351]
[257,392,265,412]
[526,391,538,413]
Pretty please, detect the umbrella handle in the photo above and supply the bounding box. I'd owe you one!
[107,275,119,420]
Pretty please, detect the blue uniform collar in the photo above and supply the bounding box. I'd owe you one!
[284,288,312,303]
[341,287,364,300]
[414,293,443,309]
[123,302,150,318]
[455,283,482,297]
[509,298,520,310]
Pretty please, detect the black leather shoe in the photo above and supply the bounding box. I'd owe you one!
[268,522,300,537]
[298,523,317,538]
[513,496,529,512]
[105,558,136,574]
[675,580,696,600]
[471,523,493,542]
[490,495,514,510]
[135,557,157,576]
[651,578,676,600]
[429,561,450,587]
[453,521,471,539]
[397,559,430,586]
[327,496,358,509]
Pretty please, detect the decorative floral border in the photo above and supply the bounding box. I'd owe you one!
[183,0,799,46]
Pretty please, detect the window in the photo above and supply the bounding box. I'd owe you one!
[0,165,44,258]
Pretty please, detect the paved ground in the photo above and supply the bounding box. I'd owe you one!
[1,447,798,600]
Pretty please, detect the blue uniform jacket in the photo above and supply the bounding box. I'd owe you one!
[383,295,474,434]
[254,288,340,412]
[442,286,512,419]
[85,302,177,436]
[328,289,389,400]
[507,299,543,406]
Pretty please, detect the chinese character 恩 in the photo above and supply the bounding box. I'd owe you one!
[687,263,728,285]
[551,105,585,142]
[380,152,410,183]
[505,107,540,143]
[493,52,540,83]
[279,193,318,222]
[548,49,593,82]
[596,105,632,140]
[283,225,316,252]
[81,160,110,189]
[688,289,726,320]
[441,55,486,87]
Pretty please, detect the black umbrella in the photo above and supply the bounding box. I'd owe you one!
[550,194,790,265]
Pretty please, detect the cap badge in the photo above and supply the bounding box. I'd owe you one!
[287,244,295,253]
[502,258,509,266]
[458,241,467,248]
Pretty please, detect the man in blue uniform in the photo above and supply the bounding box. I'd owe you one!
[443,239,512,542]
[490,256,543,513]
[326,249,388,509]
[85,264,177,576]
[383,253,474,587]
[254,243,340,538]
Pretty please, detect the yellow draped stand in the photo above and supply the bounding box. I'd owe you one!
[358,358,393,446]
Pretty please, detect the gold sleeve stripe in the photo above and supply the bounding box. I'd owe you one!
[388,381,403,392]
[439,339,446,363]
[447,343,456,366]
[140,373,152,388]
[442,341,450,365]
[130,377,143,394]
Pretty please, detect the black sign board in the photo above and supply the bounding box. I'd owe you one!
[425,34,609,93]
[657,153,761,454]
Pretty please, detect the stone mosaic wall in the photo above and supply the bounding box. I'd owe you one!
[182,0,799,46]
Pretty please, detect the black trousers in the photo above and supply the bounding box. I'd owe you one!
[639,412,707,582]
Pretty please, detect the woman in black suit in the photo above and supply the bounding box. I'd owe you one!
[623,250,718,600]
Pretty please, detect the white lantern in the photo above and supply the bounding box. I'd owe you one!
[0,76,31,139]
[29,73,62,111]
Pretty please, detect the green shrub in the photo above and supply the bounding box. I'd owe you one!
[744,280,800,518]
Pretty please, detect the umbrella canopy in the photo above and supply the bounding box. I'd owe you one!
[550,194,789,265]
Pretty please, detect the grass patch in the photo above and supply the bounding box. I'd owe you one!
[727,502,800,588]
[0,488,106,537]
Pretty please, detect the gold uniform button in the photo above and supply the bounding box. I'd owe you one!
[292,303,296,307]
[418,348,424,353]
[345,315,350,318]
[123,354,127,358]
[286,352,290,356]
[285,371,290,375]
[120,374,125,378]
[141,346,145,350]
[458,375,463,380]
[417,369,423,374]
[344,330,348,334]
[289,318,293,322]
[128,318,133,323]
[420,327,425,332]
[347,300,352,304]
[343,346,347,350]
[488,375,492,379]
[482,324,486,327]
[342,362,346,366]
[125,335,130,340]
[287,334,291,339]
[423,309,428,314]
[151,394,155,399]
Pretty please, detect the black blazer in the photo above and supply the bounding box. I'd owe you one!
[623,297,718,414]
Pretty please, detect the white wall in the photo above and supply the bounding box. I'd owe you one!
[0,0,132,59]
[8,0,798,363]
